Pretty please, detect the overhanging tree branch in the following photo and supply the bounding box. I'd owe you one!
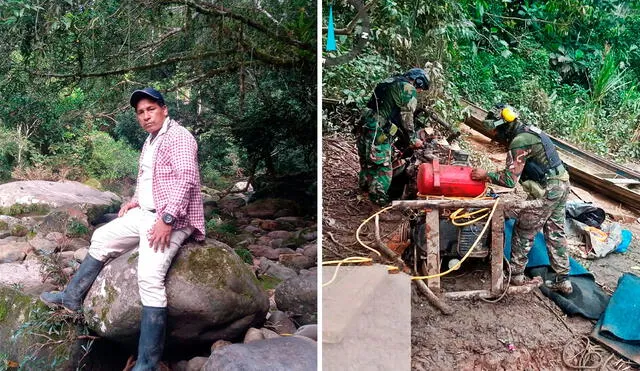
[159,0,313,51]
[30,49,236,78]
[321,0,375,35]
[240,40,302,67]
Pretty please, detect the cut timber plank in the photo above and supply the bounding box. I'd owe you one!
[322,265,389,344]
[323,269,412,371]
[461,99,640,213]
[424,210,440,292]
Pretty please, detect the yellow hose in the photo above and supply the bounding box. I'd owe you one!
[355,206,394,257]
[325,195,500,286]
[411,198,500,280]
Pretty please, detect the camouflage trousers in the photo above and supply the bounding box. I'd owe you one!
[511,179,570,276]
[357,128,392,205]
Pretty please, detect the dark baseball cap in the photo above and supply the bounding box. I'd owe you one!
[129,87,165,108]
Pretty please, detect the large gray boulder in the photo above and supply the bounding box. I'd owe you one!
[274,272,317,326]
[203,336,316,371]
[83,239,269,346]
[0,259,56,294]
[0,180,121,223]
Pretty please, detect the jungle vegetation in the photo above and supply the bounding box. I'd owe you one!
[323,0,640,163]
[0,0,316,194]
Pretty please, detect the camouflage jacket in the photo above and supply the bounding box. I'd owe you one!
[488,126,566,188]
[363,77,419,145]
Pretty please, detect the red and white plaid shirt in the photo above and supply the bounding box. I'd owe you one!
[133,118,205,241]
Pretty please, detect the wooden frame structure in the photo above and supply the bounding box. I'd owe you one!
[391,199,540,300]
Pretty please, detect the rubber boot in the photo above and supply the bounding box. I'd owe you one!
[40,255,104,311]
[132,306,167,371]
[545,275,573,295]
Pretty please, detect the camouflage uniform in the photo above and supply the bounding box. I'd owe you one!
[358,77,419,205]
[487,125,570,277]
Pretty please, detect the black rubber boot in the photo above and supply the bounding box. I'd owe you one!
[132,306,167,371]
[40,255,104,311]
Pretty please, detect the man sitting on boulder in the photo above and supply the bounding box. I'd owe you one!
[40,87,205,370]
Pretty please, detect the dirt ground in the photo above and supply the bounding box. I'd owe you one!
[322,129,640,371]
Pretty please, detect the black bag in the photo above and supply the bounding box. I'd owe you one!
[566,201,606,228]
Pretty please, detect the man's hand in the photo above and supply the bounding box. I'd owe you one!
[471,168,488,181]
[118,201,139,217]
[410,139,424,149]
[148,219,172,253]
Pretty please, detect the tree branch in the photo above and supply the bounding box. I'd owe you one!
[30,49,236,78]
[485,12,567,25]
[240,40,303,67]
[168,62,245,90]
[106,27,184,58]
[159,0,313,51]
[321,0,375,35]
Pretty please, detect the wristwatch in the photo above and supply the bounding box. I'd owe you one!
[162,213,176,225]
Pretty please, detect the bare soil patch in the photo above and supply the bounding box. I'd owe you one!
[322,129,640,370]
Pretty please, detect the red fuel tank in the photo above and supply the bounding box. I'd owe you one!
[417,160,486,197]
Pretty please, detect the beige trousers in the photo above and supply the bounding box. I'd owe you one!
[88,207,193,307]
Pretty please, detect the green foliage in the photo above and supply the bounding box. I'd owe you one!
[10,224,28,237]
[0,203,49,217]
[206,217,240,246]
[66,218,89,238]
[12,306,92,370]
[323,49,401,106]
[85,131,139,181]
[0,0,315,191]
[323,0,640,163]
[37,253,69,288]
[234,247,253,265]
[257,274,282,290]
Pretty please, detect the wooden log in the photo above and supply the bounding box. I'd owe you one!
[374,215,406,269]
[424,210,440,292]
[490,204,505,296]
[414,279,453,315]
[443,283,541,300]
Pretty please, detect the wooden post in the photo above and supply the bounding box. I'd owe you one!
[424,209,440,292]
[490,204,505,295]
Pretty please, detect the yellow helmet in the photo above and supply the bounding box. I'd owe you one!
[501,106,518,123]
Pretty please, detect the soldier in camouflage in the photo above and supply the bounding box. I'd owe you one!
[357,68,429,205]
[471,104,573,295]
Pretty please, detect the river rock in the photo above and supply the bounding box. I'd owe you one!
[28,235,59,254]
[258,257,297,281]
[0,287,88,370]
[279,253,315,272]
[83,239,269,346]
[187,357,209,371]
[302,243,317,259]
[0,259,56,294]
[0,180,120,224]
[74,248,88,262]
[294,324,317,341]
[244,225,262,234]
[0,242,30,264]
[274,273,317,325]
[266,310,297,335]
[243,327,265,343]
[243,198,300,219]
[302,231,317,241]
[267,231,291,240]
[203,337,316,371]
[248,245,280,260]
